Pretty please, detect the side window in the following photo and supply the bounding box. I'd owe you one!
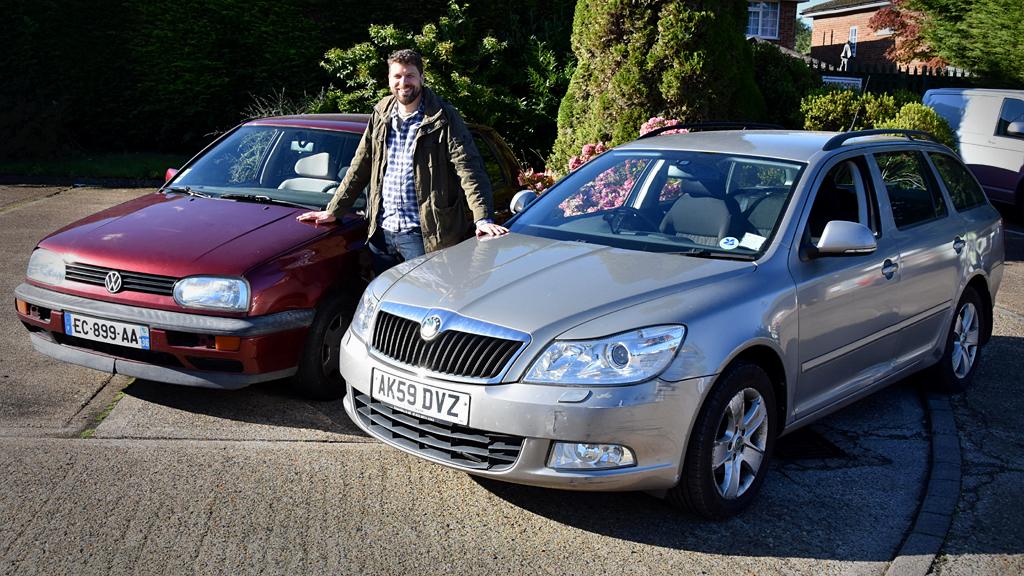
[930,153,987,211]
[806,157,876,244]
[472,134,507,190]
[874,151,947,229]
[996,97,1024,139]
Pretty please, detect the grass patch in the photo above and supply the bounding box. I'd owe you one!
[79,390,126,439]
[0,152,188,180]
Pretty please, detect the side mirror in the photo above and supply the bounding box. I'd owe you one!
[164,168,179,182]
[815,220,877,256]
[510,190,538,214]
[1007,121,1024,137]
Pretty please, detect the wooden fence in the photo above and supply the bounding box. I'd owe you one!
[807,59,978,95]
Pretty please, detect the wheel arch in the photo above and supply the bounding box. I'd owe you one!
[721,344,789,434]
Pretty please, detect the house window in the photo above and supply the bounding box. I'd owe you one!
[849,26,858,56]
[747,1,780,39]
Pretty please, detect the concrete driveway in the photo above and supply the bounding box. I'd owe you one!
[0,185,1020,575]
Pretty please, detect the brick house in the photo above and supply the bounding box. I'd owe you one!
[802,0,895,67]
[746,1,803,50]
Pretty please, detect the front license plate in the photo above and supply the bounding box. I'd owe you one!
[371,368,470,426]
[63,312,150,350]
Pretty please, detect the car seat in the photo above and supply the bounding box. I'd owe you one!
[659,177,754,245]
[278,152,338,193]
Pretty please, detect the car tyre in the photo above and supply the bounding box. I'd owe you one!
[669,361,777,520]
[931,287,985,394]
[293,293,349,400]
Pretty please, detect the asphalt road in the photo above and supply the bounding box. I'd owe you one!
[0,186,1021,575]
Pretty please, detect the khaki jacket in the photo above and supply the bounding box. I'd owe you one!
[326,87,493,253]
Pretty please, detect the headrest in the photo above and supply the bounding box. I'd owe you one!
[294,152,331,178]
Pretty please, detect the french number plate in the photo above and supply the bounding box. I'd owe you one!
[63,312,151,350]
[371,368,470,426]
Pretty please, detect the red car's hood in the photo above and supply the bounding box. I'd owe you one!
[38,192,336,277]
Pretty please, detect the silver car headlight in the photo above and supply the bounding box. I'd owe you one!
[349,288,379,342]
[525,325,685,385]
[26,248,66,286]
[172,276,250,312]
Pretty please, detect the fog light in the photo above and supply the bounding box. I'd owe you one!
[15,299,29,315]
[215,336,241,351]
[547,442,636,470]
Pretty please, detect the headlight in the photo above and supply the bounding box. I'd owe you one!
[525,325,685,385]
[172,276,250,312]
[26,249,66,286]
[349,288,379,342]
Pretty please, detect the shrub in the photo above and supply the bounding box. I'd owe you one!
[750,41,821,128]
[876,103,957,148]
[800,88,863,131]
[861,91,900,129]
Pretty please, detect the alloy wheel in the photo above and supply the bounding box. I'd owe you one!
[952,301,980,379]
[712,387,769,500]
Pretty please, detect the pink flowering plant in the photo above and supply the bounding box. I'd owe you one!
[639,116,688,137]
[517,168,556,193]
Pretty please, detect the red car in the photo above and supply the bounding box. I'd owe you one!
[14,114,522,398]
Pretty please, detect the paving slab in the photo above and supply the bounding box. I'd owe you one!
[0,185,64,211]
[0,187,148,432]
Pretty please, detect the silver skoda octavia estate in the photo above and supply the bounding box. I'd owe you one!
[339,127,1003,518]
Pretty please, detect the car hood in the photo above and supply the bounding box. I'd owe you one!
[38,192,337,277]
[380,233,755,337]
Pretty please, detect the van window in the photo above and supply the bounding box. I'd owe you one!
[930,153,987,211]
[997,98,1024,139]
[875,151,947,229]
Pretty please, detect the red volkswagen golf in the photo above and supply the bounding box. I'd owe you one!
[14,114,521,398]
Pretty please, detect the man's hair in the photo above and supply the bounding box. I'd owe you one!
[387,49,424,75]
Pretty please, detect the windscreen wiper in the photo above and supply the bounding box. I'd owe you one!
[671,247,756,261]
[163,185,210,198]
[218,193,311,209]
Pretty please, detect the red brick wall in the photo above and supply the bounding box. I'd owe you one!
[777,1,797,50]
[810,9,894,67]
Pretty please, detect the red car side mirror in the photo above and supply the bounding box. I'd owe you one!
[165,168,179,182]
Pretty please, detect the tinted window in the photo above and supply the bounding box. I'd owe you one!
[875,151,947,229]
[930,153,987,211]
[806,157,877,244]
[997,97,1024,139]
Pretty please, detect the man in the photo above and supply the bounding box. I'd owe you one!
[296,49,507,273]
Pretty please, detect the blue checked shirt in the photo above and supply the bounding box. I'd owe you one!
[380,103,425,232]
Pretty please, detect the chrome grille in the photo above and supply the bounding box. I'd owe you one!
[371,311,522,379]
[354,392,523,471]
[66,263,177,296]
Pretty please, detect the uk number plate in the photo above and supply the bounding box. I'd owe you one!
[371,368,470,426]
[63,312,151,350]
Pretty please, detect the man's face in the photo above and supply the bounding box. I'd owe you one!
[389,62,423,105]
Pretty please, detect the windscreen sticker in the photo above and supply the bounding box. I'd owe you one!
[719,237,739,250]
[740,233,767,251]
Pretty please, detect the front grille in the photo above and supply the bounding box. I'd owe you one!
[354,392,523,471]
[371,311,522,379]
[66,263,177,296]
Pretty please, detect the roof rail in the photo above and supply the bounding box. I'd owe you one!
[822,129,941,151]
[637,121,783,140]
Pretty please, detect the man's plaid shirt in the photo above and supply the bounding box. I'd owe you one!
[380,103,425,233]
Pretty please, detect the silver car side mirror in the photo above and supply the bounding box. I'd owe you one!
[510,190,538,214]
[815,220,877,255]
[1007,121,1024,137]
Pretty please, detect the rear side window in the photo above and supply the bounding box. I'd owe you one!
[997,97,1024,139]
[930,153,987,211]
[874,151,947,229]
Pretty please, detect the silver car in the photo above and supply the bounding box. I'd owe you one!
[338,127,1003,519]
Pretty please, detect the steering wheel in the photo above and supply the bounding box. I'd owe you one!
[604,206,661,234]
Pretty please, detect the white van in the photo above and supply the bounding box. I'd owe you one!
[924,88,1024,210]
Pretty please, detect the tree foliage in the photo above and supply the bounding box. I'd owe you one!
[751,42,821,128]
[800,87,955,148]
[549,0,765,170]
[320,1,575,165]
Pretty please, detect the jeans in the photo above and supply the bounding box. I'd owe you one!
[367,227,425,275]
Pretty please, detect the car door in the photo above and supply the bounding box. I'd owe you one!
[869,149,963,365]
[789,154,904,418]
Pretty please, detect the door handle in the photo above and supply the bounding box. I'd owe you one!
[881,259,898,279]
[953,236,966,254]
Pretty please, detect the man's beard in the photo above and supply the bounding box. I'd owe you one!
[393,84,421,105]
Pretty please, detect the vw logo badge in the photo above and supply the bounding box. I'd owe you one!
[420,315,442,341]
[104,271,123,294]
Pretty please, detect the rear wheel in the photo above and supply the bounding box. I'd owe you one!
[292,294,349,400]
[669,361,777,520]
[932,287,984,393]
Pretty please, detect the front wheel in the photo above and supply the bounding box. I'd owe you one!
[292,294,349,400]
[931,287,985,393]
[668,361,777,520]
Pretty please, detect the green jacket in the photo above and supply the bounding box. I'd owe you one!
[326,87,494,253]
